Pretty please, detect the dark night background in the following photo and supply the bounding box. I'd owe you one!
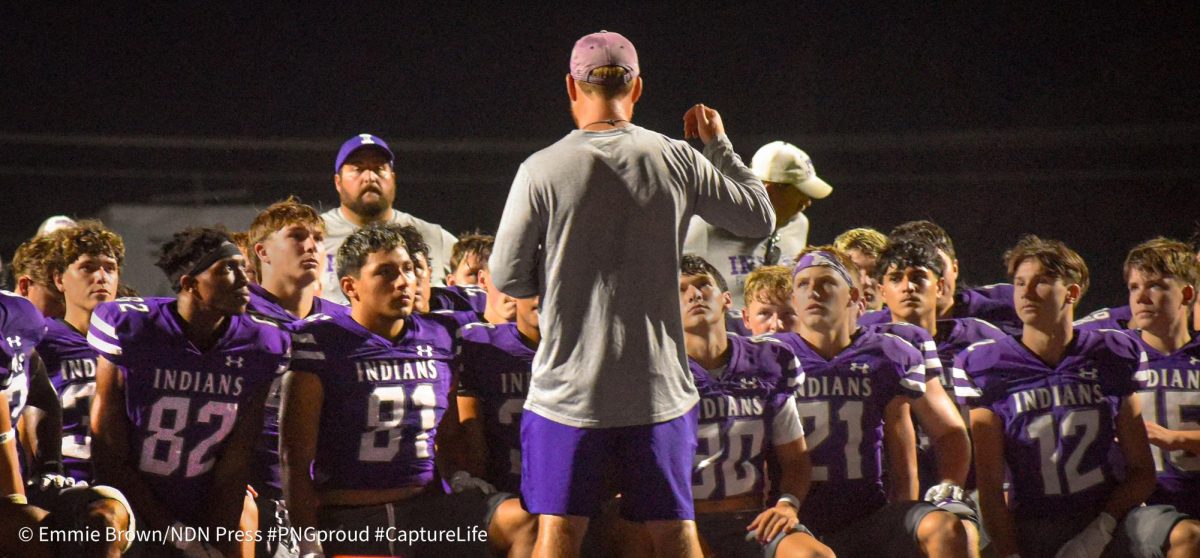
[2,4,1197,311]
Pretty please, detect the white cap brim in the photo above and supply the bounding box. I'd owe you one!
[795,176,833,199]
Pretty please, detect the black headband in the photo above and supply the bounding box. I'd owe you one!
[170,241,243,291]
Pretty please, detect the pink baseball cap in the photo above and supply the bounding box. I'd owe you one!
[570,30,639,85]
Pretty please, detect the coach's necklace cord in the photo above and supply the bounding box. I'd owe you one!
[582,118,629,129]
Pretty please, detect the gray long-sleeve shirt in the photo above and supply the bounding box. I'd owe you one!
[490,126,774,428]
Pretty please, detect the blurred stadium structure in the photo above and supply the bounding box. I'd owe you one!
[2,125,1196,305]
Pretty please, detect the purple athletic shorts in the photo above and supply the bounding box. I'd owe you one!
[520,407,698,521]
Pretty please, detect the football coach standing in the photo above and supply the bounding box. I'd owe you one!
[489,30,776,558]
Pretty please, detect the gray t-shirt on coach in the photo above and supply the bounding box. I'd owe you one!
[319,207,457,305]
[490,126,775,428]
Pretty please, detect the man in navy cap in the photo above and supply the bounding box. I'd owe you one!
[319,134,457,305]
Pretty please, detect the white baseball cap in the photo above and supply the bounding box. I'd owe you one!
[751,141,832,199]
[36,215,77,236]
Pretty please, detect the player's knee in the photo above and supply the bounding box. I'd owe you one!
[1169,519,1200,553]
[917,510,966,549]
[776,531,835,558]
[84,498,128,532]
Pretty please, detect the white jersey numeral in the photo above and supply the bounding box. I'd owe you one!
[359,384,439,462]
[139,396,238,478]
[1139,390,1200,473]
[797,400,864,481]
[60,383,96,459]
[691,420,765,499]
[497,398,524,476]
[1026,409,1104,495]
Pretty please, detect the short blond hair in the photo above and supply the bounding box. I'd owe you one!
[833,227,888,259]
[248,197,325,276]
[744,265,792,307]
[577,66,636,99]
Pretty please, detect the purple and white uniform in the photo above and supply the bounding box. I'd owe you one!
[957,329,1147,519]
[691,334,804,502]
[430,285,488,316]
[859,284,1020,335]
[773,330,927,535]
[1131,333,1200,516]
[0,291,47,423]
[289,311,457,491]
[954,283,1020,335]
[87,297,291,523]
[934,318,1009,405]
[1074,305,1132,332]
[245,282,346,498]
[37,319,99,482]
[866,322,942,385]
[455,321,535,493]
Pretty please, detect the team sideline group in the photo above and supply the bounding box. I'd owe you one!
[2,29,1199,558]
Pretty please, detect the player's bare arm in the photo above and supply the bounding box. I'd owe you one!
[1103,395,1157,520]
[910,378,971,487]
[883,396,919,502]
[204,378,271,557]
[0,392,24,499]
[970,407,1019,557]
[1144,420,1200,454]
[746,435,810,543]
[90,356,175,530]
[18,353,66,488]
[279,369,323,538]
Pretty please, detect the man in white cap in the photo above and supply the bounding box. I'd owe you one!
[318,133,457,305]
[683,140,832,312]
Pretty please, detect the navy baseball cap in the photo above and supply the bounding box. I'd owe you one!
[334,134,394,173]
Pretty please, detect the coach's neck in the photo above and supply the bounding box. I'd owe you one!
[567,75,642,130]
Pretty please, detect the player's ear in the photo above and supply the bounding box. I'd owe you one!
[53,270,66,293]
[254,242,270,267]
[178,274,198,294]
[15,276,32,297]
[630,76,643,103]
[340,275,357,302]
[1181,284,1195,307]
[477,268,491,289]
[1064,283,1082,306]
[720,291,733,312]
[935,277,947,299]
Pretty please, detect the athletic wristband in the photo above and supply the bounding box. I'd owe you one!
[4,493,27,505]
[777,493,800,510]
[0,429,14,444]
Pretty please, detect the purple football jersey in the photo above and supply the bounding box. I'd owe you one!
[454,321,535,493]
[37,319,99,481]
[773,330,927,535]
[934,318,1009,405]
[959,329,1146,519]
[856,309,891,328]
[430,285,488,316]
[866,322,943,384]
[87,297,291,523]
[0,291,47,423]
[245,283,347,498]
[290,311,458,491]
[953,283,1021,335]
[1074,306,1132,332]
[690,334,804,502]
[1130,332,1200,516]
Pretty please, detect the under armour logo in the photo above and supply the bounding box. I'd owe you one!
[225,356,244,368]
[738,377,758,389]
[1078,368,1098,380]
[416,345,434,358]
[359,134,375,144]
[5,336,20,348]
[850,362,871,374]
[1190,357,1200,366]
